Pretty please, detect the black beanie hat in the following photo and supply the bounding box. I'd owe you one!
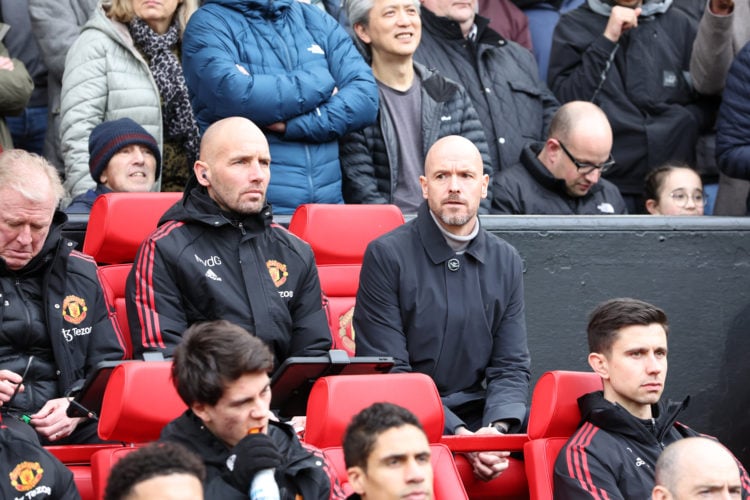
[88,118,162,184]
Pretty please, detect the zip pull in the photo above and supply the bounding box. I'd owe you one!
[238,222,246,236]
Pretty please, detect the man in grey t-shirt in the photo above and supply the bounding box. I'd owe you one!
[339,0,492,213]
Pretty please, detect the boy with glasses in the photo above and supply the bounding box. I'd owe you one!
[493,101,627,215]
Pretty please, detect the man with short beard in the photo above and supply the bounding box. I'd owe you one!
[354,135,531,482]
[126,116,331,366]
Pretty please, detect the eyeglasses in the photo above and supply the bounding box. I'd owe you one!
[557,140,615,175]
[669,189,707,208]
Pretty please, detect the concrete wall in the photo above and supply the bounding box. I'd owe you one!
[482,215,750,464]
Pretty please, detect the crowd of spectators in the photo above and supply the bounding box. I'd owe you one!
[4,0,747,215]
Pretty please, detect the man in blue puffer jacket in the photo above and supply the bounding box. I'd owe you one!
[182,0,379,214]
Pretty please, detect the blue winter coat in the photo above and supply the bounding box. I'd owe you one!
[182,0,379,214]
[716,41,750,182]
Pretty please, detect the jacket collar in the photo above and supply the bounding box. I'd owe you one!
[415,202,488,265]
[578,390,690,443]
[205,0,295,17]
[420,6,502,45]
[586,0,673,17]
[521,142,605,199]
[414,62,461,102]
[160,184,273,236]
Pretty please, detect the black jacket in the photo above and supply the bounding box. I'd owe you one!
[0,422,80,499]
[414,8,558,181]
[0,211,125,414]
[126,186,331,366]
[548,0,716,195]
[340,62,492,211]
[554,391,750,499]
[354,203,530,433]
[493,142,628,214]
[161,411,333,500]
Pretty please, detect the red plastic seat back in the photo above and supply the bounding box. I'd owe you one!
[524,437,569,500]
[527,370,602,440]
[92,362,187,499]
[98,264,133,358]
[288,204,405,354]
[91,447,139,500]
[83,192,182,264]
[97,361,186,442]
[322,444,468,500]
[304,373,444,449]
[524,371,602,500]
[288,204,405,266]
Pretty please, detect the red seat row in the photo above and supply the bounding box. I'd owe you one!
[47,360,600,500]
[49,194,604,499]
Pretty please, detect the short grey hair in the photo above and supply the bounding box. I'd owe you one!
[345,0,376,27]
[0,149,65,205]
[346,0,421,30]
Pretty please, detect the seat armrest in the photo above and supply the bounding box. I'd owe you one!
[440,433,528,453]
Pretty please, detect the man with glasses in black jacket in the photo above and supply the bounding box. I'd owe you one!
[493,101,627,215]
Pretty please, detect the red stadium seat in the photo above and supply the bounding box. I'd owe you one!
[83,192,182,358]
[90,361,187,499]
[304,373,469,499]
[288,204,404,354]
[83,192,182,265]
[49,194,180,499]
[523,371,602,500]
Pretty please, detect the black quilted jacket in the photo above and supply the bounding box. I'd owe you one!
[339,62,493,211]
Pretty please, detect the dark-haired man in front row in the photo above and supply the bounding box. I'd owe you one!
[159,320,337,499]
[343,402,434,500]
[104,442,206,500]
[554,298,750,499]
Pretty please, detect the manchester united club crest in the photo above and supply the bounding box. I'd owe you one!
[10,461,44,492]
[62,295,87,324]
[266,260,288,288]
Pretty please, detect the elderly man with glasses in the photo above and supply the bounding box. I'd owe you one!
[493,101,627,215]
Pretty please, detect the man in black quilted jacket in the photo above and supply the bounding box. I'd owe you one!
[340,0,492,213]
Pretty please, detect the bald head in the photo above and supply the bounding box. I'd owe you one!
[424,136,483,174]
[198,117,268,164]
[548,101,610,142]
[540,101,613,197]
[652,437,742,500]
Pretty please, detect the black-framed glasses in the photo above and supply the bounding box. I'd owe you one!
[557,140,615,175]
[669,189,707,208]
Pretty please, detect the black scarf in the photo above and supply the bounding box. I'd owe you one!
[129,16,199,163]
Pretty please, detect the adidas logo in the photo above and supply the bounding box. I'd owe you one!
[206,269,222,282]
